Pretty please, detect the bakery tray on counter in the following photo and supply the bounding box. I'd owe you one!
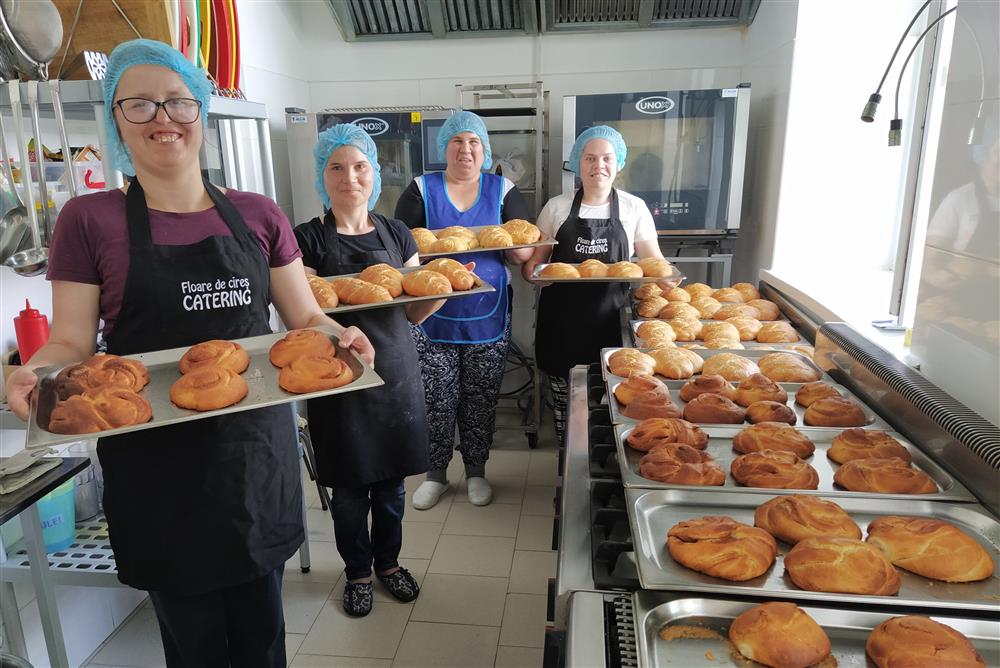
[317,265,495,314]
[614,424,975,502]
[531,263,683,284]
[626,489,997,611]
[25,326,384,449]
[629,319,808,348]
[600,347,830,385]
[633,591,1000,667]
[417,224,557,259]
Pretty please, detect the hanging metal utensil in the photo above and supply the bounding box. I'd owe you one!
[25,80,52,244]
[0,0,63,80]
[4,79,47,277]
[0,108,32,261]
[49,79,78,196]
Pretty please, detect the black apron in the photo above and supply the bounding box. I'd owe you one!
[303,212,428,488]
[535,189,631,379]
[98,178,303,596]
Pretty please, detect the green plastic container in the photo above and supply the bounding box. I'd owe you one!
[37,477,76,553]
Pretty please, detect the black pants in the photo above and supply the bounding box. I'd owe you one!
[148,566,286,668]
[330,478,405,580]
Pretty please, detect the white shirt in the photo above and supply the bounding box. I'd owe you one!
[535,190,657,255]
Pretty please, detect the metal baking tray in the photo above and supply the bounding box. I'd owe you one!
[316,265,495,314]
[601,347,831,386]
[417,224,557,259]
[633,591,1000,667]
[630,319,807,348]
[627,489,999,611]
[627,302,788,323]
[614,424,975,502]
[24,326,384,449]
[531,263,683,283]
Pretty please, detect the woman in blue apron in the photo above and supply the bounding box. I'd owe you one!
[294,124,443,617]
[5,40,374,667]
[524,126,674,443]
[394,111,533,509]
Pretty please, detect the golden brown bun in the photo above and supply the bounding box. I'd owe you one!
[639,443,725,486]
[306,274,339,308]
[758,353,821,384]
[402,269,453,297]
[731,282,761,302]
[683,393,746,424]
[644,334,677,349]
[607,348,656,377]
[331,277,394,304]
[429,235,474,253]
[676,347,705,373]
[614,374,666,404]
[834,457,938,494]
[170,366,248,411]
[659,302,701,321]
[577,259,608,277]
[703,339,744,350]
[729,602,832,668]
[866,516,994,582]
[829,428,911,464]
[747,299,781,321]
[48,387,153,434]
[650,347,699,379]
[794,381,842,407]
[804,396,867,427]
[785,536,900,595]
[269,330,336,368]
[757,321,799,343]
[411,227,438,253]
[636,320,675,342]
[666,318,703,341]
[636,296,670,318]
[700,321,741,343]
[663,287,690,302]
[726,316,763,341]
[424,258,475,290]
[731,450,819,489]
[626,417,709,451]
[791,344,815,358]
[714,303,762,320]
[54,355,150,400]
[540,262,580,279]
[746,400,797,425]
[755,495,861,544]
[637,257,674,278]
[501,219,541,244]
[679,374,735,402]
[621,389,681,419]
[732,423,816,458]
[683,282,714,299]
[278,353,354,393]
[866,617,986,668]
[634,283,662,300]
[436,225,476,241]
[477,225,514,248]
[607,261,643,278]
[179,340,250,375]
[712,287,745,303]
[687,298,719,320]
[667,516,777,581]
[702,353,760,381]
[358,263,404,297]
[733,373,788,407]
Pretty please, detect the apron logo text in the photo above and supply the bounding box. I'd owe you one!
[181,277,253,312]
[575,236,609,255]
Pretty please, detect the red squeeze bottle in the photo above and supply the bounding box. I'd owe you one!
[14,299,50,363]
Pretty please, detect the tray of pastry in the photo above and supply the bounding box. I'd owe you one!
[412,221,557,258]
[311,263,495,314]
[626,488,999,611]
[614,424,975,501]
[601,347,831,387]
[629,319,809,349]
[632,591,1000,667]
[530,260,683,283]
[24,326,384,449]
[626,296,787,323]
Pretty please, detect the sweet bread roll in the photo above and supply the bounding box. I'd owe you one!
[746,400,797,425]
[690,296,722,319]
[179,340,250,375]
[331,277,394,305]
[49,387,153,434]
[540,262,580,279]
[650,347,699,379]
[703,339,743,350]
[637,257,674,278]
[754,495,861,544]
[644,334,677,349]
[477,225,514,248]
[866,617,986,668]
[794,381,841,407]
[731,282,761,302]
[700,321,741,343]
[430,235,473,253]
[791,345,815,358]
[757,321,799,343]
[306,274,339,308]
[659,302,700,321]
[702,353,760,381]
[501,219,541,244]
[729,602,832,668]
[424,258,475,290]
[803,396,867,427]
[676,347,705,373]
[683,282,714,299]
[731,450,819,489]
[637,296,670,318]
[667,318,702,341]
[613,374,666,405]
[758,353,820,384]
[727,316,763,341]
[639,443,725,486]
[714,303,762,320]
[833,457,938,494]
[733,373,788,407]
[732,423,816,458]
[626,417,709,451]
[636,320,675,342]
[607,261,643,278]
[667,516,777,581]
[634,283,662,300]
[54,355,150,400]
[577,259,608,277]
[411,227,438,253]
[170,366,248,411]
[747,299,781,321]
[784,536,900,595]
[679,375,735,402]
[358,263,404,297]
[866,516,994,582]
[829,429,911,464]
[663,287,690,302]
[712,287,745,303]
[278,353,354,393]
[621,388,681,420]
[608,348,656,377]
[402,269,453,296]
[269,329,336,368]
[436,225,476,241]
[683,393,746,424]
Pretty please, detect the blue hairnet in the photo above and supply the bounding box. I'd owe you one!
[313,123,382,211]
[568,125,627,176]
[103,39,213,176]
[437,111,493,170]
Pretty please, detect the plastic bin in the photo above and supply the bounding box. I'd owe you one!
[37,477,76,553]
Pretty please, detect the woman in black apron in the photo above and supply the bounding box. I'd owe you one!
[5,40,374,667]
[524,126,675,443]
[294,124,441,617]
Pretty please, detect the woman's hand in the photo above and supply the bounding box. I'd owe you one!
[337,326,375,366]
[5,367,38,421]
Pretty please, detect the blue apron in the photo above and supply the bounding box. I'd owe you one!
[419,171,509,344]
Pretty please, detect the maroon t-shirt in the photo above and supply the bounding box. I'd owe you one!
[47,188,302,338]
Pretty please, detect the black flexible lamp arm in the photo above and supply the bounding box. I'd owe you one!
[861,0,934,122]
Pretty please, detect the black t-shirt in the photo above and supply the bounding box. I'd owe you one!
[393,176,532,229]
[294,213,418,270]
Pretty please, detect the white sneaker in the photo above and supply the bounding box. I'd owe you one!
[466,477,493,506]
[412,481,449,510]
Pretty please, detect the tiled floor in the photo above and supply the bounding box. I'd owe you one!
[81,419,558,667]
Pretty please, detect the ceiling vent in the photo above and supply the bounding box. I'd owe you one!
[544,0,761,31]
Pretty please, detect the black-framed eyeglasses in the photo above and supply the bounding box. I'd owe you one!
[113,97,202,124]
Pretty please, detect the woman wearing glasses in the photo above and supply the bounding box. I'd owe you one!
[4,40,374,667]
